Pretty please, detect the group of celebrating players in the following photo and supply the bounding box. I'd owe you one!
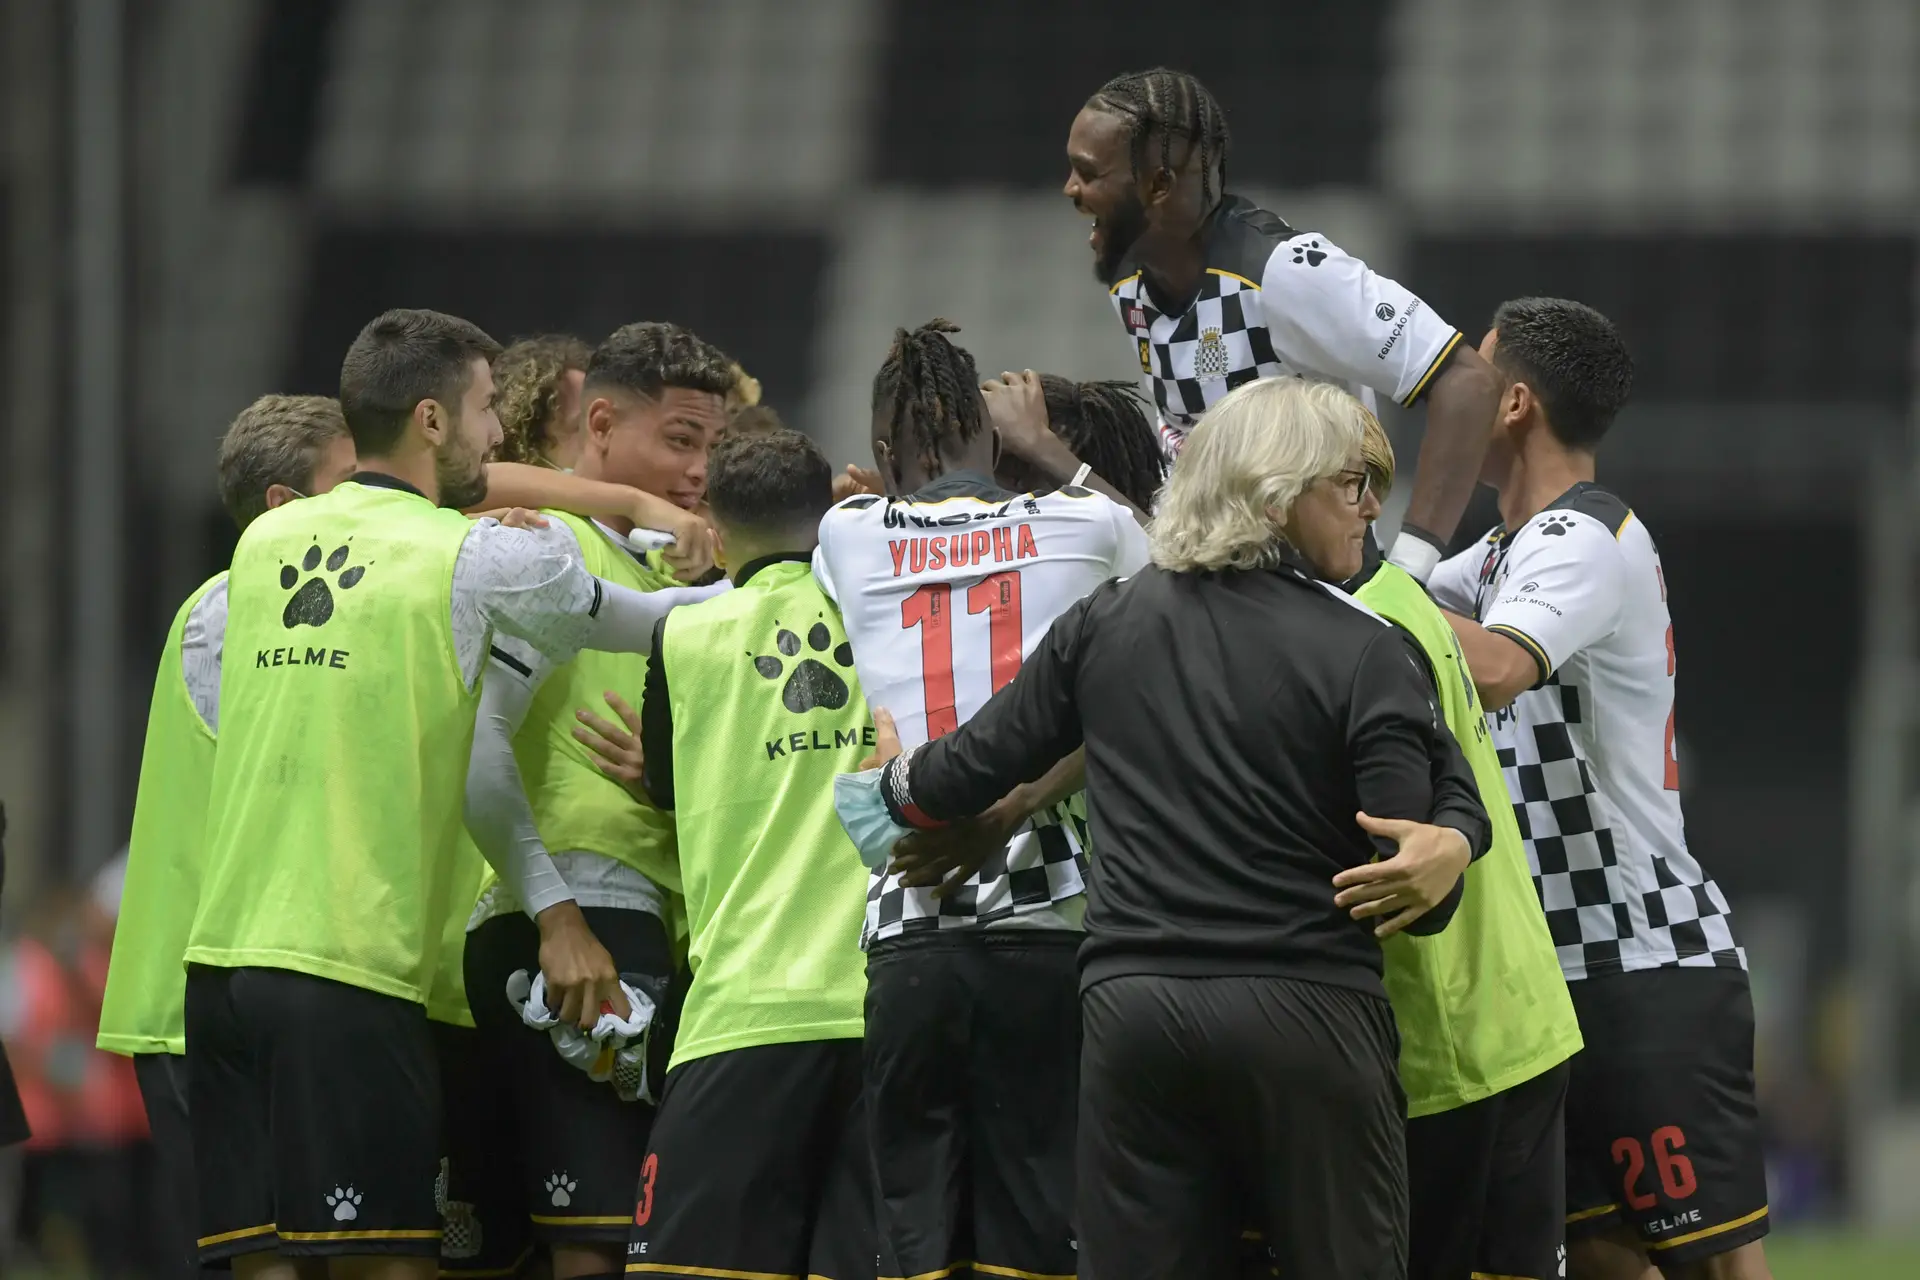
[94,68,1770,1280]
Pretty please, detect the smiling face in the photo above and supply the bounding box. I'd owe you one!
[585,384,727,510]
[1064,106,1153,285]
[434,356,502,510]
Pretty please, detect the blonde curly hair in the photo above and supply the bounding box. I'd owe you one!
[492,335,592,464]
[725,362,762,417]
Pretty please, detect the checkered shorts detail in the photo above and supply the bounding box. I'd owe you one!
[862,806,1088,947]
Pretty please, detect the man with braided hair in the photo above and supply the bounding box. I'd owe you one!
[812,320,1148,1280]
[1067,66,1501,581]
[984,370,1166,517]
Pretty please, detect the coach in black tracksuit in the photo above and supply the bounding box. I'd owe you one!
[871,377,1489,1280]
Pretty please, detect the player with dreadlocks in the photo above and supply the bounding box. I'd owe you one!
[1067,66,1502,584]
[983,368,1166,517]
[811,320,1149,1280]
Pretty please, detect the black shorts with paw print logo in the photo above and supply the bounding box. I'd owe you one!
[183,965,443,1261]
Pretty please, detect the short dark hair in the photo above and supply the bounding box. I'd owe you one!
[705,429,833,533]
[1489,297,1635,450]
[871,319,985,476]
[1038,375,1166,510]
[338,309,501,456]
[1087,68,1231,207]
[728,403,787,437]
[583,322,736,402]
[216,394,350,530]
[493,334,592,464]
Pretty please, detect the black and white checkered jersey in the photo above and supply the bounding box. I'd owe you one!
[1107,195,1462,460]
[1430,483,1744,982]
[812,471,1149,945]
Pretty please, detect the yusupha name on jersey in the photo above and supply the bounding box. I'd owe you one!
[887,524,1041,578]
[254,645,350,670]
[766,725,878,762]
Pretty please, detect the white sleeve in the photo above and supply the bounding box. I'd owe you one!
[1480,516,1629,682]
[1427,543,1486,614]
[179,579,229,732]
[1108,499,1152,577]
[462,646,576,917]
[454,521,728,681]
[1258,233,1464,406]
[812,533,840,604]
[813,503,862,604]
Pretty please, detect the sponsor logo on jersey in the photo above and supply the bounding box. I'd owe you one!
[1375,298,1422,361]
[1125,303,1147,329]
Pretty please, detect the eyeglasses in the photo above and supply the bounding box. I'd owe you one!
[1331,469,1371,506]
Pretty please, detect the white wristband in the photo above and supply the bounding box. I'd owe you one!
[1385,531,1443,583]
[1069,463,1092,488]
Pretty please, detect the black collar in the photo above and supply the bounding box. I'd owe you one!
[907,469,1012,503]
[349,471,428,500]
[734,551,813,588]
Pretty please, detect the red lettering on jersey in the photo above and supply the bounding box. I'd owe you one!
[992,526,1012,561]
[970,530,992,564]
[908,539,928,573]
[1016,524,1039,560]
[889,540,909,577]
[949,533,970,567]
[928,538,946,571]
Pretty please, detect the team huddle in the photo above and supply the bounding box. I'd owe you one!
[95,69,1768,1280]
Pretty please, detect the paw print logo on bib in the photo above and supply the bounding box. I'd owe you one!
[544,1172,577,1207]
[280,541,368,628]
[751,618,855,713]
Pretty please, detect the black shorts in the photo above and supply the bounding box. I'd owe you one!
[1405,1059,1570,1280]
[134,1052,215,1280]
[433,1020,536,1277]
[464,906,672,1245]
[1564,966,1770,1265]
[864,931,1080,1280]
[183,965,442,1262]
[1081,972,1406,1280]
[627,1039,873,1280]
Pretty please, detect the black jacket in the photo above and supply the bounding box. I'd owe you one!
[884,557,1490,997]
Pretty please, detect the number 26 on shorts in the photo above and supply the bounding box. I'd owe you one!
[1612,1125,1697,1209]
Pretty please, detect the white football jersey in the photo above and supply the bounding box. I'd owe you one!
[1430,483,1742,981]
[815,477,1150,943]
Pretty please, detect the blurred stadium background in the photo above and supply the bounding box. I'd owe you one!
[0,0,1914,1274]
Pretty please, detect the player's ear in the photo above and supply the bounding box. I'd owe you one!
[585,395,617,443]
[263,483,298,512]
[415,397,448,447]
[872,437,897,488]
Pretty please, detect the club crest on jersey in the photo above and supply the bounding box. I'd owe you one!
[1194,327,1230,381]
[1138,338,1152,373]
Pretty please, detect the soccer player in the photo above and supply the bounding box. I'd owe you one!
[461,322,734,1280]
[812,320,1148,1280]
[1432,299,1770,1280]
[1345,412,1585,1280]
[491,334,593,469]
[181,308,705,1280]
[625,430,874,1280]
[985,370,1166,517]
[96,395,355,1280]
[1065,67,1502,580]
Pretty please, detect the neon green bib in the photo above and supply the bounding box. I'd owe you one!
[662,560,869,1069]
[188,482,479,1005]
[426,835,486,1026]
[98,573,225,1055]
[511,511,681,891]
[1359,563,1584,1115]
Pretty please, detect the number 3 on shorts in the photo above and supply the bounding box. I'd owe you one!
[1611,1125,1698,1209]
[633,1152,658,1226]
